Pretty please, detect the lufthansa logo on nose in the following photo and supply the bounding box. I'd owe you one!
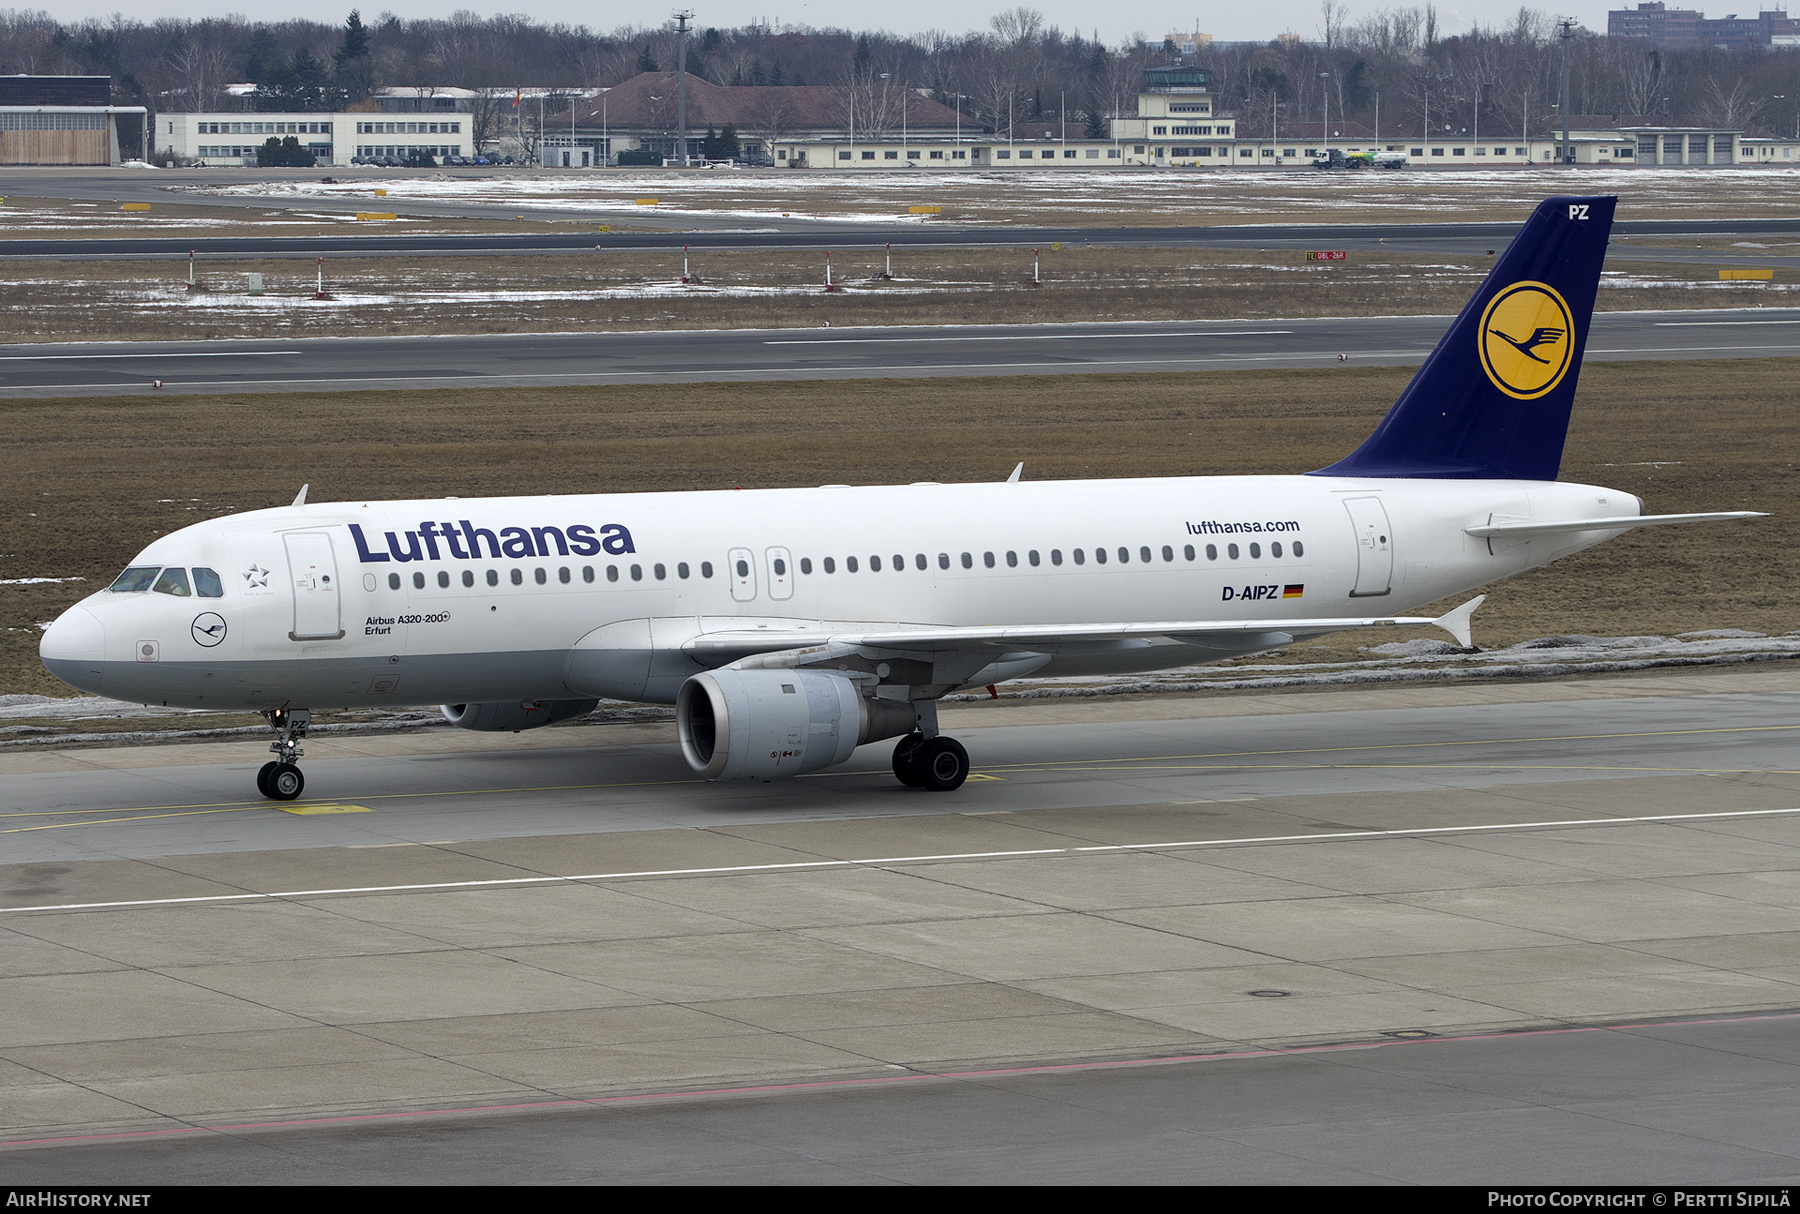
[1478,281,1575,401]
[191,612,227,647]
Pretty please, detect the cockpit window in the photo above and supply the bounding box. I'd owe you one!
[152,567,191,597]
[109,566,160,593]
[192,568,224,598]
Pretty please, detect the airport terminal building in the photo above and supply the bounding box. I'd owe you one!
[159,112,476,166]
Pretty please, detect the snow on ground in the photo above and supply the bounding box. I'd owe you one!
[5,630,1795,747]
[180,167,1800,225]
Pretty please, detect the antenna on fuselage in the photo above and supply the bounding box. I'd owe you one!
[1006,462,1023,484]
[291,484,309,507]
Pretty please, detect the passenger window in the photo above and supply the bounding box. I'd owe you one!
[823,557,836,573]
[893,554,904,571]
[773,558,786,576]
[701,561,714,578]
[1095,548,1108,565]
[1184,545,1196,561]
[1293,541,1305,557]
[847,556,859,573]
[869,555,881,572]
[560,567,572,583]
[1051,549,1062,566]
[583,566,595,583]
[914,554,926,570]
[511,568,524,585]
[1073,549,1085,565]
[938,553,950,569]
[983,552,995,568]
[1205,544,1217,560]
[487,569,499,586]
[1006,551,1018,567]
[109,566,160,593]
[606,566,619,582]
[1271,542,1283,558]
[1227,544,1239,560]
[413,572,426,589]
[389,572,402,590]
[536,568,549,584]
[437,571,450,588]
[1028,550,1040,566]
[1117,548,1129,563]
[1249,543,1261,559]
[800,557,812,574]
[654,563,667,580]
[676,563,689,579]
[960,552,973,569]
[1142,547,1154,563]
[462,570,474,587]
[152,568,191,597]
[735,559,749,578]
[629,565,642,581]
[192,568,225,597]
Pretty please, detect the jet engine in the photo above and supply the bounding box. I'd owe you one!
[440,698,599,732]
[676,668,918,780]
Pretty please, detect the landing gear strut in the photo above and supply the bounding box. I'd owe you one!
[258,708,310,801]
[891,731,970,792]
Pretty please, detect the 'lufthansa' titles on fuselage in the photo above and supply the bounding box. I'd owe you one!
[348,521,635,564]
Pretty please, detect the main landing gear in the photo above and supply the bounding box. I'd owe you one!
[257,707,310,801]
[892,731,971,792]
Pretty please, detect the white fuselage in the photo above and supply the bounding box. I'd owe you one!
[41,474,1639,712]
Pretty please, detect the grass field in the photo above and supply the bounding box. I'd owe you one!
[2,359,1791,700]
[0,246,1784,343]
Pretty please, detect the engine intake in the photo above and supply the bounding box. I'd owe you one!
[440,698,599,732]
[677,668,917,780]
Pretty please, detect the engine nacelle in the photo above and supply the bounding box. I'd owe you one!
[440,698,599,732]
[677,668,918,780]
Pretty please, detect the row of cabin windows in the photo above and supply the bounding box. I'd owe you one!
[794,541,1303,575]
[383,540,1307,592]
[387,560,715,591]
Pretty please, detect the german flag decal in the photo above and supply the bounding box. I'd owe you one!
[1283,584,1305,599]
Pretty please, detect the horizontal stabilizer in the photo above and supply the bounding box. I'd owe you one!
[1465,512,1766,539]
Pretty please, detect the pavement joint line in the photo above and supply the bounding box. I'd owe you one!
[6,1006,1799,1152]
[4,804,1797,917]
[0,351,303,361]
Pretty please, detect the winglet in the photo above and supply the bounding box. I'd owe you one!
[291,484,309,508]
[1431,595,1486,649]
[1006,462,1023,484]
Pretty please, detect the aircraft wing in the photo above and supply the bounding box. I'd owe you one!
[684,595,1487,660]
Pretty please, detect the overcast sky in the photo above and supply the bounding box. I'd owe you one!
[42,2,1625,44]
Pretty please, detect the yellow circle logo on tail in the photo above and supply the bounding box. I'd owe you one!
[1478,281,1575,400]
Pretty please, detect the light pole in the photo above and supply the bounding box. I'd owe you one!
[673,8,694,167]
[1320,71,1331,146]
[1557,16,1576,166]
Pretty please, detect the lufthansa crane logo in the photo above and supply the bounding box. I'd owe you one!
[191,612,227,647]
[1478,281,1576,400]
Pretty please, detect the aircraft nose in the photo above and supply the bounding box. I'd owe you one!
[39,605,106,693]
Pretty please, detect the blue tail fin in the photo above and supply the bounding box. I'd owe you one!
[1311,195,1616,481]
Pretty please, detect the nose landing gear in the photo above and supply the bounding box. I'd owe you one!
[258,708,310,801]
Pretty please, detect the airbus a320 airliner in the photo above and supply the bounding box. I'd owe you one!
[40,195,1762,801]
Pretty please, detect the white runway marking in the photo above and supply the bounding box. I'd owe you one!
[765,331,1294,344]
[5,804,1796,917]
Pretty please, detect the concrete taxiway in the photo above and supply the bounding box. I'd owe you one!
[3,309,1796,399]
[2,667,1798,1180]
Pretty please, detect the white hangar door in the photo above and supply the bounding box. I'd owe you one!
[285,532,344,639]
